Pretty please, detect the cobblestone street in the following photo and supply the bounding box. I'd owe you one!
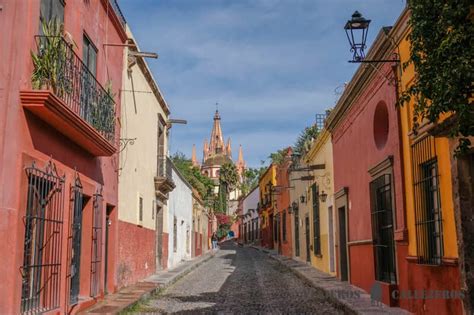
[133,242,343,314]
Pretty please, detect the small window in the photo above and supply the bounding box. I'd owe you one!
[83,34,97,77]
[282,211,287,242]
[40,0,65,26]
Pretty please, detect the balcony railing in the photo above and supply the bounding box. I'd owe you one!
[158,156,173,180]
[33,35,116,144]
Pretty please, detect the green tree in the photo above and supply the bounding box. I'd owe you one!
[400,1,473,153]
[171,152,214,200]
[293,124,319,158]
[215,163,239,213]
[239,167,266,195]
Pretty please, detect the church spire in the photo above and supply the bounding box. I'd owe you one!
[226,138,232,158]
[236,145,246,180]
[192,144,199,167]
[237,145,244,165]
[203,139,209,160]
[209,109,224,155]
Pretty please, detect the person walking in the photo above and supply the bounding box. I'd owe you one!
[212,232,218,249]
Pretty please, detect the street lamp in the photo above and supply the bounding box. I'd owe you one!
[300,195,306,204]
[319,191,328,203]
[344,11,371,62]
[344,11,400,64]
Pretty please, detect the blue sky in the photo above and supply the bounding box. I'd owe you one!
[118,0,406,168]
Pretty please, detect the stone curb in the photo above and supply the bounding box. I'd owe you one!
[82,251,217,314]
[250,245,411,315]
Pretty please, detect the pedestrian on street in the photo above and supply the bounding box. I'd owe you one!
[212,232,218,249]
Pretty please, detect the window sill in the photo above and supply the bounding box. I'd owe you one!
[406,256,458,266]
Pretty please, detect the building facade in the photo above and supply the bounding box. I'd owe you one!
[192,190,209,257]
[289,159,312,263]
[304,129,336,275]
[167,164,193,269]
[0,0,126,313]
[274,149,293,257]
[393,9,465,314]
[241,186,260,244]
[326,27,406,306]
[258,164,276,248]
[117,26,174,288]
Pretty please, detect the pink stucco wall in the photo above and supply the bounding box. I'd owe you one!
[0,1,126,313]
[331,63,405,295]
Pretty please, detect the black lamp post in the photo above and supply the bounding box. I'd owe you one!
[344,11,399,64]
[344,11,371,62]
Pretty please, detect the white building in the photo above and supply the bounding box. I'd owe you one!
[167,164,193,269]
[242,186,260,243]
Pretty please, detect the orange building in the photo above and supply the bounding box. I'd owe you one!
[259,164,276,248]
[275,148,293,257]
[393,9,469,314]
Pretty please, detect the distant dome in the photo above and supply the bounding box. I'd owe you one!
[203,154,233,167]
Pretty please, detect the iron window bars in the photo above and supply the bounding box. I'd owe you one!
[21,161,65,314]
[67,173,84,305]
[90,188,103,297]
[34,35,116,144]
[370,174,397,283]
[412,136,444,265]
[312,184,321,256]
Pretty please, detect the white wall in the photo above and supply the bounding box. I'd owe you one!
[167,166,193,268]
[119,26,169,231]
[243,187,260,224]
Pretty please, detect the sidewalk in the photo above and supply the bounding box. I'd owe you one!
[251,245,411,315]
[80,251,217,314]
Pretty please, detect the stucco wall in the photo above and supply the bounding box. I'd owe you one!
[167,166,193,268]
[305,131,336,274]
[118,26,169,231]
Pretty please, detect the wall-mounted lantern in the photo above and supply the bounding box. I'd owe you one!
[300,195,306,204]
[319,191,328,203]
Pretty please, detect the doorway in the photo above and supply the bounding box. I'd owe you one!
[338,206,348,281]
[294,209,300,256]
[104,205,114,294]
[328,206,335,273]
[155,203,164,271]
[305,216,311,262]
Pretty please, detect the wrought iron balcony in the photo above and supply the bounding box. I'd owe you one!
[155,156,176,201]
[21,35,116,156]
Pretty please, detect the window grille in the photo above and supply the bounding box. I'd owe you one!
[90,188,103,297]
[21,161,65,314]
[412,136,443,265]
[370,174,396,283]
[68,173,84,305]
[312,184,321,255]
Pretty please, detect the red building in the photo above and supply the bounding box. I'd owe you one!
[0,0,126,313]
[275,148,293,257]
[326,28,407,306]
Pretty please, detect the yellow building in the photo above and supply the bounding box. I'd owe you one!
[392,9,468,314]
[304,129,336,275]
[258,164,277,248]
